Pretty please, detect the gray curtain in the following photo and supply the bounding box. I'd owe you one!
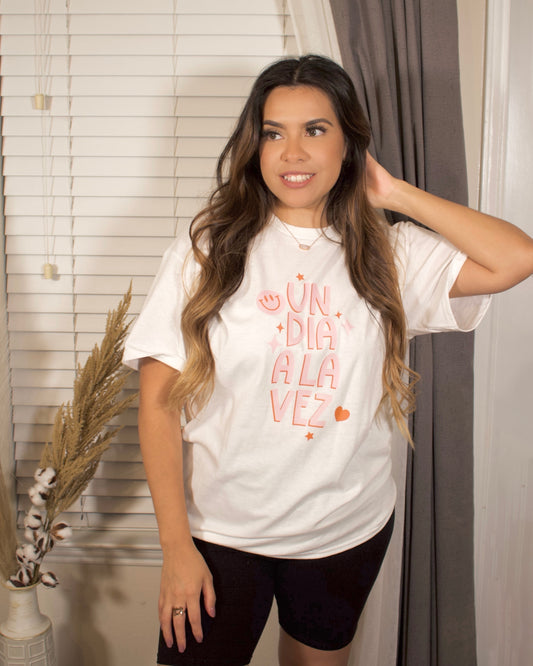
[329,1,477,664]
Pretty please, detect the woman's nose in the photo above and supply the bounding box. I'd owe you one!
[281,136,307,162]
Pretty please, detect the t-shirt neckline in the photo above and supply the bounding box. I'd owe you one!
[271,214,337,243]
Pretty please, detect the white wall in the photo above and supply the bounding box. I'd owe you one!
[458,2,533,663]
[473,0,533,663]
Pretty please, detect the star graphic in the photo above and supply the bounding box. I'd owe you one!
[296,273,304,281]
[276,323,284,333]
[267,335,281,352]
[305,432,314,440]
[335,311,342,319]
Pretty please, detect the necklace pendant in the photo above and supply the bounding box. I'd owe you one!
[298,243,311,250]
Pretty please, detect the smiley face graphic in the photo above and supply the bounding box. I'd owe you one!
[257,290,285,315]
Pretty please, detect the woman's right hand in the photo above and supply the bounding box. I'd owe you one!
[159,540,216,653]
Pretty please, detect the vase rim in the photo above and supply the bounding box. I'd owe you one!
[2,579,41,592]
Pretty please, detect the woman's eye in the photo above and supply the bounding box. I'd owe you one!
[306,125,326,137]
[262,130,281,141]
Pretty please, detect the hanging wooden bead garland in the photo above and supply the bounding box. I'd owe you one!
[34,0,56,279]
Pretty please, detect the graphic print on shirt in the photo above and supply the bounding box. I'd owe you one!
[257,272,352,439]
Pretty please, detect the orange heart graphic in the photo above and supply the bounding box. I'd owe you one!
[335,406,350,422]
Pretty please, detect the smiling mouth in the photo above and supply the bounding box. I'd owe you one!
[282,173,314,183]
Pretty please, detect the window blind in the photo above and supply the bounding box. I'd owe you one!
[1,0,296,557]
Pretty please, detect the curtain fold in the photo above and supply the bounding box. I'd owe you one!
[329,1,477,664]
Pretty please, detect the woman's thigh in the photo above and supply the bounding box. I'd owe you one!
[274,512,395,655]
[278,628,352,666]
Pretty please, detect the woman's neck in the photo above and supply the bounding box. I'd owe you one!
[273,205,325,228]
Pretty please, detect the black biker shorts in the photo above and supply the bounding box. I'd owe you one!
[157,511,394,666]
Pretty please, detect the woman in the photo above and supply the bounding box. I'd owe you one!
[123,55,533,666]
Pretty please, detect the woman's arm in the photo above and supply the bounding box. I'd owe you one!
[138,357,216,653]
[365,153,533,297]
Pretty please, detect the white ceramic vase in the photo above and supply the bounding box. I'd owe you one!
[0,582,56,666]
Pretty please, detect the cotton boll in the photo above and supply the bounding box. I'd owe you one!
[19,568,32,585]
[40,571,59,588]
[21,542,41,563]
[51,522,72,541]
[9,575,27,588]
[28,483,49,507]
[24,509,44,530]
[35,531,52,554]
[16,544,39,564]
[24,527,36,542]
[29,507,44,521]
[11,566,32,586]
[34,467,57,488]
[26,522,50,550]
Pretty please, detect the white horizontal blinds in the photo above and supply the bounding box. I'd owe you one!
[1,0,296,537]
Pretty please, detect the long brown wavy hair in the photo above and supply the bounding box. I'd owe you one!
[169,55,418,441]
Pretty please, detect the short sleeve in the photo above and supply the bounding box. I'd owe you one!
[122,231,196,371]
[389,221,491,338]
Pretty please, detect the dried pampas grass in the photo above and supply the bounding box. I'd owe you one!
[40,285,137,522]
[0,460,18,581]
[2,286,137,586]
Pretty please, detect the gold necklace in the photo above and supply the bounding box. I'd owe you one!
[279,219,321,251]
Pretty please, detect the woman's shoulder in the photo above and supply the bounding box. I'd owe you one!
[386,219,448,254]
[386,219,415,244]
[164,221,193,259]
[158,221,203,278]
[149,223,200,296]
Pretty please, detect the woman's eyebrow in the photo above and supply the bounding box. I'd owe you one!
[262,120,284,128]
[262,117,335,128]
[305,118,334,127]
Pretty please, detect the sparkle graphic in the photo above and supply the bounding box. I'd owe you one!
[305,432,314,440]
[268,335,281,352]
[276,323,284,332]
[335,311,342,319]
[296,273,304,281]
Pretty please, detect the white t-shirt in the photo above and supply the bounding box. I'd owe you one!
[123,217,490,558]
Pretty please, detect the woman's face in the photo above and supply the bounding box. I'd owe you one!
[259,85,346,228]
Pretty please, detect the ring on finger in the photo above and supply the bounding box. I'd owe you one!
[172,606,186,617]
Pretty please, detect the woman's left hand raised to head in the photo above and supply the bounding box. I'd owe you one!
[364,152,399,211]
[364,151,533,298]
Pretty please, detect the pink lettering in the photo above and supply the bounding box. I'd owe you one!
[307,317,316,350]
[271,390,335,428]
[309,284,330,315]
[293,390,312,426]
[299,354,315,387]
[271,351,294,384]
[316,317,337,350]
[309,392,332,428]
[287,282,309,313]
[270,389,295,422]
[317,353,339,389]
[286,312,304,346]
